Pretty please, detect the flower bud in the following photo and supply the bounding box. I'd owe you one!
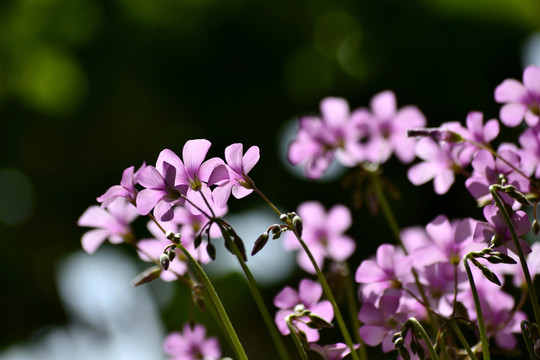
[165,231,175,240]
[160,253,170,270]
[206,242,216,261]
[167,249,176,262]
[407,127,463,143]
[131,266,162,286]
[292,215,303,237]
[533,220,540,235]
[307,314,333,329]
[251,232,269,256]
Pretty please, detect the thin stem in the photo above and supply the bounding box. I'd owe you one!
[464,139,535,188]
[406,317,440,360]
[489,186,540,326]
[463,255,490,360]
[367,168,439,330]
[286,317,309,360]
[520,321,537,360]
[253,185,281,216]
[344,265,369,360]
[254,186,361,359]
[448,319,479,360]
[177,242,249,360]
[220,225,291,360]
[294,234,360,360]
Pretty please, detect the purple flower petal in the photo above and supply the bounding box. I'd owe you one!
[136,188,167,215]
[524,65,540,96]
[500,103,527,127]
[320,97,350,127]
[81,229,110,254]
[274,286,299,309]
[298,278,323,306]
[370,90,396,120]
[242,145,260,174]
[182,139,211,180]
[494,79,527,103]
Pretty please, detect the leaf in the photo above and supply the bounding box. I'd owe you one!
[131,266,162,287]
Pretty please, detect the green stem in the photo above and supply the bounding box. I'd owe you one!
[177,243,249,360]
[368,168,439,331]
[406,317,440,360]
[463,255,490,360]
[489,186,540,326]
[345,266,368,360]
[286,317,310,360]
[448,319,479,360]
[222,228,291,360]
[294,234,360,360]
[520,321,537,360]
[254,185,360,359]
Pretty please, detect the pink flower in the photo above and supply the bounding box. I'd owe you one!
[163,323,221,360]
[212,143,260,207]
[355,90,426,164]
[495,65,540,127]
[97,163,146,207]
[284,201,356,274]
[355,244,413,300]
[288,97,365,179]
[358,288,411,352]
[309,342,359,360]
[137,140,227,220]
[407,136,462,194]
[77,198,139,254]
[274,278,334,342]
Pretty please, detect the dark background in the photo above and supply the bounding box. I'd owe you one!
[1,0,539,358]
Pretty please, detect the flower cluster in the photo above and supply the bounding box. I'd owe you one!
[78,65,540,360]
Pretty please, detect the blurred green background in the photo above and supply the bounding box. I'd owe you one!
[1,0,539,359]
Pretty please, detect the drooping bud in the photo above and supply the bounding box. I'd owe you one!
[167,249,176,262]
[131,266,162,286]
[407,127,463,143]
[533,219,540,236]
[206,242,216,261]
[251,232,269,256]
[160,253,170,270]
[292,215,303,237]
[306,314,333,329]
[165,231,175,240]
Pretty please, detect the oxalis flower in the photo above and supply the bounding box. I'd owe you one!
[495,65,540,127]
[163,323,221,360]
[273,278,334,342]
[78,197,139,254]
[97,163,146,208]
[288,97,365,179]
[137,139,228,221]
[212,142,260,207]
[283,201,356,274]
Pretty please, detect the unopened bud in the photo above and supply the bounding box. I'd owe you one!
[279,214,288,223]
[131,266,162,286]
[167,250,176,262]
[307,314,333,329]
[407,128,463,143]
[159,253,170,270]
[533,220,540,235]
[292,215,303,237]
[251,232,269,256]
[165,231,175,240]
[206,242,216,261]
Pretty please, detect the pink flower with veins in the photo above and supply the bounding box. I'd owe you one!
[212,143,260,207]
[284,201,356,274]
[137,140,228,220]
[78,197,139,254]
[495,65,540,127]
